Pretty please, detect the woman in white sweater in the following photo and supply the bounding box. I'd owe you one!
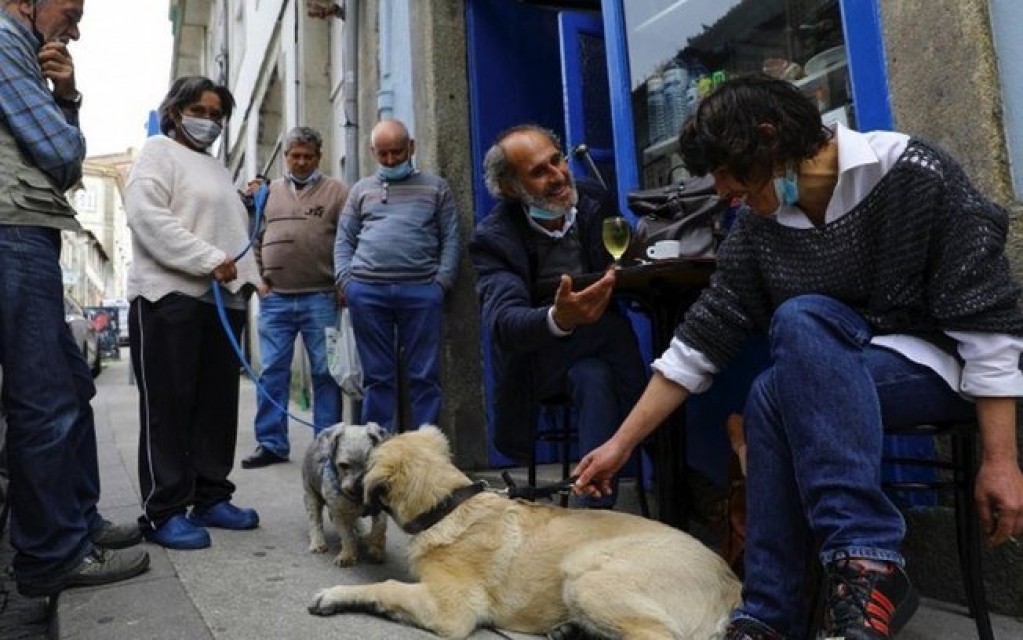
[124,76,260,550]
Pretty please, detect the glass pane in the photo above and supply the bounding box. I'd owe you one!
[624,0,851,188]
[578,32,613,149]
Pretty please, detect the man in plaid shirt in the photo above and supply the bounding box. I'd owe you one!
[0,0,149,599]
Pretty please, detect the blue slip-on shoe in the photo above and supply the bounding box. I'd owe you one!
[144,514,211,550]
[188,501,260,530]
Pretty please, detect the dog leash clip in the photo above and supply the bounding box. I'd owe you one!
[499,471,578,501]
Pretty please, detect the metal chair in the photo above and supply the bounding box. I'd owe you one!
[529,394,576,506]
[810,420,992,640]
[881,421,992,640]
[528,393,650,517]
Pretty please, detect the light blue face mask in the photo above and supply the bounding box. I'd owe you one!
[287,169,321,186]
[527,205,565,221]
[378,160,414,182]
[773,167,800,207]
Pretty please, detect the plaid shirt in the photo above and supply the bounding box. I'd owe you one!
[0,10,85,191]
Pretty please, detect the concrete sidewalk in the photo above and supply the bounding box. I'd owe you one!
[16,353,1021,638]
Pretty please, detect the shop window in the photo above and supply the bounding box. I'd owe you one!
[624,0,851,188]
[989,0,1023,198]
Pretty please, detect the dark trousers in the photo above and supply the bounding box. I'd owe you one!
[129,293,246,529]
[0,226,102,585]
[535,309,648,458]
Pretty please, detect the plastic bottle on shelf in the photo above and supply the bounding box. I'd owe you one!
[646,72,668,144]
[697,74,714,100]
[661,61,689,138]
[686,76,700,117]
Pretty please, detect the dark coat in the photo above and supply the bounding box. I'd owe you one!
[468,188,617,462]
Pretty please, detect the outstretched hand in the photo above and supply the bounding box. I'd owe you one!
[572,438,632,499]
[550,267,615,331]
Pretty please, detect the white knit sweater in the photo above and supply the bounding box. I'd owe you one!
[125,135,259,302]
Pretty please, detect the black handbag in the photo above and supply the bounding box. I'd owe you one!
[626,174,728,261]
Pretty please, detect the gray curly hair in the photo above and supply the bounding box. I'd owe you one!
[284,126,323,154]
[482,125,562,200]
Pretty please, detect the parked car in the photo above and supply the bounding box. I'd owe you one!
[65,294,101,378]
[101,298,130,347]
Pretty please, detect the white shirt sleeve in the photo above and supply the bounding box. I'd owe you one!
[546,306,574,337]
[651,336,719,394]
[947,330,1023,397]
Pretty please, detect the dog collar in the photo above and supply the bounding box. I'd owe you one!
[401,481,488,535]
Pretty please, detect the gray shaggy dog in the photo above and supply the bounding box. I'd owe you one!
[302,422,389,567]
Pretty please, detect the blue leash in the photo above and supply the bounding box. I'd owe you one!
[212,183,317,430]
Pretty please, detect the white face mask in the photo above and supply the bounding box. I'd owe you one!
[179,116,222,148]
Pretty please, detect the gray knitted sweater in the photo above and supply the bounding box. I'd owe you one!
[678,139,1023,368]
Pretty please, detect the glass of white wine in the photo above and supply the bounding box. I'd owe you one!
[602,216,631,267]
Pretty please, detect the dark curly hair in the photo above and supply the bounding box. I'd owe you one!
[679,73,831,183]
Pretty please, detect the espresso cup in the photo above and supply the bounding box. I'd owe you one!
[646,239,682,260]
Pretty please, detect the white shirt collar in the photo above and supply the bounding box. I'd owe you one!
[774,123,910,228]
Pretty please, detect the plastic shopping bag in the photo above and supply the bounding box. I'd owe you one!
[325,308,363,399]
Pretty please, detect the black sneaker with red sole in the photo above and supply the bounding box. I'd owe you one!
[822,558,920,639]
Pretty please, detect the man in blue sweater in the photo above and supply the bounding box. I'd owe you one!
[334,119,461,432]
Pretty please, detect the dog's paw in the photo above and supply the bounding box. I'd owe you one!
[366,545,386,564]
[308,527,329,552]
[363,536,386,563]
[308,589,340,616]
[332,551,357,568]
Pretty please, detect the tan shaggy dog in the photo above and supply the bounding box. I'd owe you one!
[308,426,741,639]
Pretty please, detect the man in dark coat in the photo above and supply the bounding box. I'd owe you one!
[469,125,647,507]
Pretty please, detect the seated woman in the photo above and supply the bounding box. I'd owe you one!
[575,74,1023,640]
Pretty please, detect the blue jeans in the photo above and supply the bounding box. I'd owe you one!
[736,295,973,637]
[0,226,103,585]
[345,280,444,432]
[253,291,341,456]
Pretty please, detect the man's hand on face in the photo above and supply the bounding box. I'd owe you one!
[550,267,616,331]
[38,41,77,98]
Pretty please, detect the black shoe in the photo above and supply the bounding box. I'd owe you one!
[725,617,783,640]
[90,519,143,549]
[822,558,919,639]
[17,547,150,597]
[240,446,288,469]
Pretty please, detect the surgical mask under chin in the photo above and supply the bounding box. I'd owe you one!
[179,116,222,148]
[773,167,800,207]
[527,205,565,221]
[287,169,321,186]
[377,160,414,182]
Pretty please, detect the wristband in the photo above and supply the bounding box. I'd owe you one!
[55,91,82,110]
